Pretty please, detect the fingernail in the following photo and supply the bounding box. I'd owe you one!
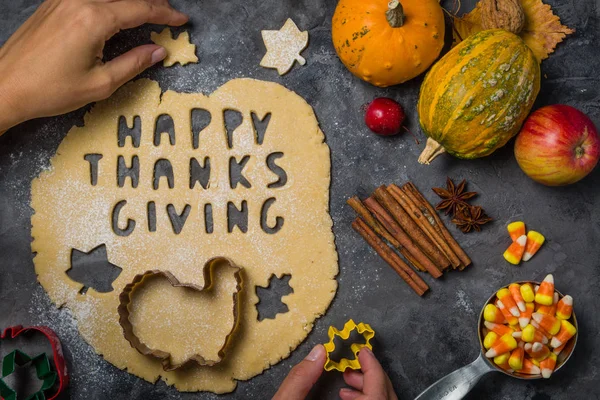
[151,47,167,64]
[361,347,373,356]
[305,345,323,361]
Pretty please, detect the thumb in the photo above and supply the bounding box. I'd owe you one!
[273,344,326,400]
[358,347,388,397]
[98,44,166,97]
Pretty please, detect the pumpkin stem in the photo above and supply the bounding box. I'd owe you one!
[418,138,446,165]
[386,0,405,28]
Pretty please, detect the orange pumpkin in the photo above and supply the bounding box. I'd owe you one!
[332,0,445,87]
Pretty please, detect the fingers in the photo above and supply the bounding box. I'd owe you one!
[273,344,326,400]
[343,370,364,391]
[96,44,166,98]
[107,0,188,31]
[358,347,389,397]
[339,388,363,400]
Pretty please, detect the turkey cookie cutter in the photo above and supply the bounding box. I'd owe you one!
[323,319,375,372]
[117,256,243,371]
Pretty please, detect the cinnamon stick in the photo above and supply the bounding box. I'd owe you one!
[403,182,472,268]
[395,243,426,274]
[352,218,429,296]
[364,197,442,277]
[388,184,461,268]
[347,196,399,247]
[373,186,450,270]
[347,196,426,272]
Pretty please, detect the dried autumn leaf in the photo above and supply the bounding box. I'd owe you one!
[519,0,575,60]
[452,0,574,61]
[452,3,484,45]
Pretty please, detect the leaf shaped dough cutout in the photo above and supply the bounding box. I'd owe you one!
[260,18,309,75]
[151,28,198,67]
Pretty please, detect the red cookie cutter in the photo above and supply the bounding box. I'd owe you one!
[0,325,69,400]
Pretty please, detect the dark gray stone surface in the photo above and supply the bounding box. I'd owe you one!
[1,0,599,399]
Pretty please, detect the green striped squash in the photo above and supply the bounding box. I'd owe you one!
[417,29,540,164]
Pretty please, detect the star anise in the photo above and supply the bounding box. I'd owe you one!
[452,204,493,233]
[432,177,477,216]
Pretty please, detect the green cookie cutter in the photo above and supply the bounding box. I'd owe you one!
[0,349,57,400]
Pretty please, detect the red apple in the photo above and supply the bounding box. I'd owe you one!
[515,105,600,186]
[365,98,405,136]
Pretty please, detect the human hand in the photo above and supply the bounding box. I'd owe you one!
[273,344,327,400]
[0,0,188,132]
[340,348,398,400]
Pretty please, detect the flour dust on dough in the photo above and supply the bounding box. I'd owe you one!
[260,18,308,75]
[31,78,338,393]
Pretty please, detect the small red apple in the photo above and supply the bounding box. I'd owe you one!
[515,105,600,186]
[365,98,406,136]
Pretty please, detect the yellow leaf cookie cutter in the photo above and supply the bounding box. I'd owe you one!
[323,319,375,371]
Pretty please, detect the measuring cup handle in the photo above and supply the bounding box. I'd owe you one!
[414,353,496,400]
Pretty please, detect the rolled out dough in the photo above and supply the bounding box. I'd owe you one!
[31,78,338,393]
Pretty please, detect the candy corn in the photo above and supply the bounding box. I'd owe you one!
[520,283,535,303]
[535,275,555,306]
[553,342,566,355]
[494,352,513,371]
[484,321,514,337]
[524,342,550,361]
[509,283,526,313]
[556,295,573,320]
[484,304,506,324]
[551,320,577,349]
[519,302,535,329]
[522,231,545,262]
[504,223,545,262]
[516,324,548,344]
[497,288,521,317]
[486,334,518,358]
[484,331,499,350]
[495,360,513,372]
[530,319,553,340]
[537,302,557,316]
[494,352,510,367]
[540,353,557,378]
[503,235,527,265]
[518,358,541,375]
[483,276,576,378]
[532,312,561,335]
[508,344,525,371]
[507,221,526,242]
[496,300,519,326]
[538,292,559,314]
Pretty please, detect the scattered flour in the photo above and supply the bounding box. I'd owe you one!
[455,289,475,315]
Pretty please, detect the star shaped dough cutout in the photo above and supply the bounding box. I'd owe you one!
[151,28,198,67]
[260,18,308,75]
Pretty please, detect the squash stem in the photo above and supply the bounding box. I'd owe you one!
[386,0,405,28]
[418,138,446,165]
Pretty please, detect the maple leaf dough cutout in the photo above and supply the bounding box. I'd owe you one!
[67,244,122,294]
[151,28,198,67]
[260,18,309,75]
[452,0,574,62]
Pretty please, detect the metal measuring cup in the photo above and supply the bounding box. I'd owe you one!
[414,281,578,400]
